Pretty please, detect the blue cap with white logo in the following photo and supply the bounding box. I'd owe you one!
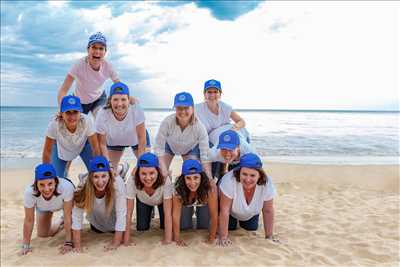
[88,32,107,47]
[110,82,130,97]
[35,163,57,181]
[137,152,159,168]
[60,95,83,113]
[204,79,221,91]
[174,92,194,107]
[217,130,240,150]
[239,153,263,169]
[89,156,110,172]
[182,159,203,175]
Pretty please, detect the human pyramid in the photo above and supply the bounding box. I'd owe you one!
[20,32,278,255]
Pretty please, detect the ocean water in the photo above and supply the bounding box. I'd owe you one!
[1,107,399,167]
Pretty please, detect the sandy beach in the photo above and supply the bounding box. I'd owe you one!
[1,159,399,266]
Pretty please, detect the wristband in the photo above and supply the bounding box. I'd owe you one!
[21,243,32,250]
[64,241,73,247]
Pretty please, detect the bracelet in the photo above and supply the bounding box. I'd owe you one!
[21,243,32,250]
[64,241,73,247]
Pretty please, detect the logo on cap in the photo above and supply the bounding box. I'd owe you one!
[114,87,123,93]
[178,94,186,101]
[68,98,76,105]
[209,80,216,85]
[223,134,231,142]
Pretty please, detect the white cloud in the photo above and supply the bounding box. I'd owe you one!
[93,1,398,109]
[36,52,86,63]
[2,1,399,109]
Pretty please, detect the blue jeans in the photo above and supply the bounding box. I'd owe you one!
[107,130,151,151]
[165,143,200,158]
[228,214,259,231]
[136,197,164,231]
[51,142,93,177]
[81,91,107,115]
[180,205,209,230]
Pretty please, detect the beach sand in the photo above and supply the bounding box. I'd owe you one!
[1,160,399,266]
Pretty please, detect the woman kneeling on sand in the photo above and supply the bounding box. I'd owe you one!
[218,153,277,246]
[124,152,173,245]
[20,163,74,255]
[172,159,218,246]
[72,156,126,252]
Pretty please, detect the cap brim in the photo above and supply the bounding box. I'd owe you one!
[61,106,83,113]
[174,102,193,107]
[217,144,237,150]
[204,86,221,91]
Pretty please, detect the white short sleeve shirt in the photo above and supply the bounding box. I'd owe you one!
[95,104,145,146]
[46,114,95,161]
[194,101,232,134]
[219,170,277,221]
[126,175,173,206]
[71,176,127,232]
[24,178,75,212]
[69,57,119,104]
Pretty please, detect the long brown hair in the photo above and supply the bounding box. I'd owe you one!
[74,170,115,215]
[134,166,165,190]
[174,172,210,205]
[32,177,61,197]
[233,167,268,185]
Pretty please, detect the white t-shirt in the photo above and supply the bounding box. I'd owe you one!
[46,114,95,161]
[69,57,119,104]
[24,178,75,212]
[154,114,210,162]
[195,101,232,134]
[126,175,173,206]
[95,104,145,146]
[72,176,127,232]
[219,170,277,221]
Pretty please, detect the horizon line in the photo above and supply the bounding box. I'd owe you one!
[1,105,399,113]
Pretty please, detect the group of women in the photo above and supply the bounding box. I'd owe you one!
[20,32,277,255]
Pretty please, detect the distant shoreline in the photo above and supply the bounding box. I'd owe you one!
[1,106,399,113]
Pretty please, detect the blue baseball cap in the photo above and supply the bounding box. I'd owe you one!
[137,152,159,168]
[60,95,83,113]
[174,92,194,107]
[35,163,57,181]
[204,79,221,91]
[110,82,130,97]
[89,156,110,172]
[182,159,203,175]
[88,32,107,47]
[217,130,240,150]
[239,153,263,169]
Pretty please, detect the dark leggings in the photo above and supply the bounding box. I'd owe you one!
[136,197,164,231]
[228,214,259,231]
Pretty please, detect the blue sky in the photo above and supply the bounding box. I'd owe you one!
[1,1,399,110]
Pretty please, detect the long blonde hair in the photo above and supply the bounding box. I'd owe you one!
[74,171,115,215]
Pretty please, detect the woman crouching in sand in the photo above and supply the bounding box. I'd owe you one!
[124,152,173,245]
[172,159,218,246]
[218,153,277,246]
[20,163,74,255]
[72,156,127,252]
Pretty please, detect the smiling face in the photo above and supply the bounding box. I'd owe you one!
[110,94,129,117]
[61,110,80,129]
[220,148,240,162]
[92,171,110,193]
[87,43,106,68]
[184,173,202,192]
[138,167,158,188]
[239,167,260,191]
[37,178,56,200]
[204,88,221,103]
[175,106,193,124]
